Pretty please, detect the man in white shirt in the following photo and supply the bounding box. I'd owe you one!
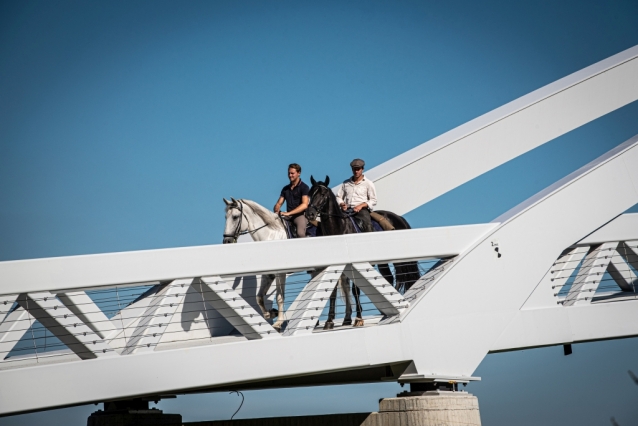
[336,158,377,232]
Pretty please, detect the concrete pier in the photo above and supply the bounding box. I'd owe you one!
[370,391,481,426]
[185,391,481,426]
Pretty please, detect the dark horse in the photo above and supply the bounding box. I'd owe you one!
[306,176,421,329]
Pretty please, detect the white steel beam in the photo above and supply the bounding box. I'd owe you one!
[16,293,114,359]
[343,263,407,316]
[196,277,280,340]
[399,135,638,378]
[56,291,117,340]
[0,224,495,296]
[491,300,638,352]
[563,243,618,306]
[283,265,346,336]
[367,46,638,214]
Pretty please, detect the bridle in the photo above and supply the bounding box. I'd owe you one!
[223,200,269,243]
[308,185,343,219]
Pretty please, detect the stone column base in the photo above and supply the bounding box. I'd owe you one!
[363,391,481,426]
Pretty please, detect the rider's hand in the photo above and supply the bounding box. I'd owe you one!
[353,205,361,213]
[340,203,347,211]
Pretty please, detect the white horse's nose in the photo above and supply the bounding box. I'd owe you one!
[222,237,235,244]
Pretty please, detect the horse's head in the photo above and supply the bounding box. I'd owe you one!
[222,197,248,244]
[306,175,331,222]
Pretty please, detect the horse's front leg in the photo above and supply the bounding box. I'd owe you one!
[341,276,353,326]
[272,273,286,331]
[323,286,337,330]
[256,274,275,319]
[353,284,364,327]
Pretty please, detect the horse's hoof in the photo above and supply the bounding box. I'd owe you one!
[342,318,352,326]
[323,321,334,330]
[354,318,364,327]
[273,324,282,332]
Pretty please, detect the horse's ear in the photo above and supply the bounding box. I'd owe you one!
[230,197,238,204]
[325,176,330,187]
[310,175,317,186]
[223,198,231,206]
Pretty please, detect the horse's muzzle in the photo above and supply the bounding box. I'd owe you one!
[222,237,236,244]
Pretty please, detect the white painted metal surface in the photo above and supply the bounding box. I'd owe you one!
[367,45,638,214]
[0,45,637,416]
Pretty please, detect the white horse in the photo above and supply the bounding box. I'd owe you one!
[222,197,351,331]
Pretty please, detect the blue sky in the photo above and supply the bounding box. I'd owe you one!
[1,1,637,425]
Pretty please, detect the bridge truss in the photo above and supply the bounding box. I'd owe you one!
[1,45,637,416]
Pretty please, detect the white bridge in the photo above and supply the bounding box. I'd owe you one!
[1,45,638,416]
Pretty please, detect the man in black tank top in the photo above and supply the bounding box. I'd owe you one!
[274,163,310,237]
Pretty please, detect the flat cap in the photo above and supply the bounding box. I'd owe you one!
[350,158,365,168]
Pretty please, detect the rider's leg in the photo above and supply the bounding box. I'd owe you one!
[370,211,395,231]
[293,214,308,237]
[355,209,373,232]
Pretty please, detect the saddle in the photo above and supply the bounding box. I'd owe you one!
[281,216,319,238]
[343,209,383,233]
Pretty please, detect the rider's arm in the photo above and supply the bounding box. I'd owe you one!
[366,180,377,210]
[286,195,308,215]
[353,202,368,212]
[273,196,285,213]
[336,183,347,209]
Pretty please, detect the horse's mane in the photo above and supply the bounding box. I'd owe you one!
[237,199,282,229]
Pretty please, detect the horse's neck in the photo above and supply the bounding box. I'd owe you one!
[243,203,286,241]
[322,193,346,235]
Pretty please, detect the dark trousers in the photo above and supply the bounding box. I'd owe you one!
[355,209,373,232]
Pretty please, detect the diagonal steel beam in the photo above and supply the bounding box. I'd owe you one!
[121,279,191,354]
[343,263,408,316]
[16,293,114,359]
[607,246,637,292]
[0,307,34,361]
[283,266,346,336]
[56,291,117,340]
[563,243,618,306]
[197,277,280,340]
